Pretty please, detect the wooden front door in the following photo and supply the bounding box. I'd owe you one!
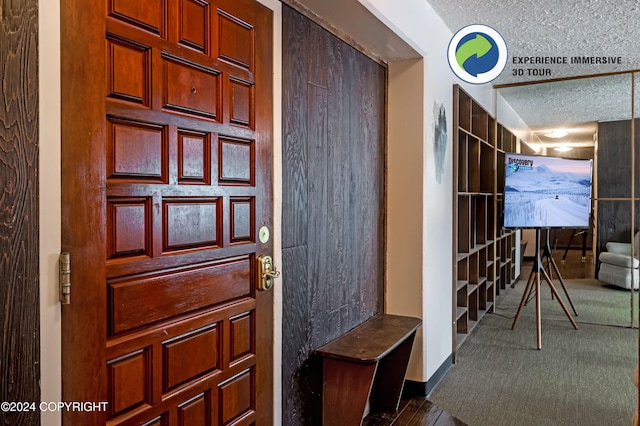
[61,0,274,424]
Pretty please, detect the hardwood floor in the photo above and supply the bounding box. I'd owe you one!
[365,398,468,426]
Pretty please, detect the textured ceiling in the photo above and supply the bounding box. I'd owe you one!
[427,0,640,146]
[498,73,634,132]
[427,0,640,84]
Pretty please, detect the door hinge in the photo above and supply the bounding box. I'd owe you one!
[59,252,71,305]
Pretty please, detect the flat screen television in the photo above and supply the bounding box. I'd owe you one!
[503,153,593,229]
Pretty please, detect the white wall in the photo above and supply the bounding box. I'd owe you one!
[39,1,283,424]
[419,3,464,378]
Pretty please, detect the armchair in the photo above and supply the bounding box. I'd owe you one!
[598,232,640,289]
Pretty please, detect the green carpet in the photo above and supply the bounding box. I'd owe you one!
[429,278,639,426]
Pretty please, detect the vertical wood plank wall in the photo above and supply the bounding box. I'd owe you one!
[0,1,40,425]
[596,119,640,272]
[282,5,386,424]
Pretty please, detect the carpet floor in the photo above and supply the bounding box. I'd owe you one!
[428,278,639,426]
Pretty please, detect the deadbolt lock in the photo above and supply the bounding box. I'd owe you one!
[258,255,280,291]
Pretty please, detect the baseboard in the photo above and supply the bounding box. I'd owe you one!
[403,379,427,398]
[403,355,453,398]
[426,355,453,397]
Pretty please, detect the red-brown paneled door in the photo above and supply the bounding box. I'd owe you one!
[61,0,273,424]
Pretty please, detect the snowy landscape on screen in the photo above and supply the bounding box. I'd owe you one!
[503,155,592,228]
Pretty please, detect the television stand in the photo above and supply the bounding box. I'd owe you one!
[511,228,578,349]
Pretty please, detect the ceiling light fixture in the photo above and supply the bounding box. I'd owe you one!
[554,146,573,152]
[545,129,568,138]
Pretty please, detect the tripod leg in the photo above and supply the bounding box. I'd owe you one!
[524,265,537,305]
[535,271,541,349]
[549,256,578,316]
[512,268,536,330]
[540,269,579,330]
[525,277,536,306]
[547,258,555,301]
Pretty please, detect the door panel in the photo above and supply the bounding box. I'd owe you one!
[62,0,273,424]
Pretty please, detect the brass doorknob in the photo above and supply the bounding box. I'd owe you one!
[258,255,280,291]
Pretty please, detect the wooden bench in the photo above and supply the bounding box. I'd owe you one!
[315,314,422,426]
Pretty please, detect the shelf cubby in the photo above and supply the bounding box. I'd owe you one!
[469,252,479,285]
[485,278,494,311]
[469,197,477,250]
[458,195,471,253]
[497,150,506,193]
[497,123,517,152]
[457,90,472,133]
[496,196,504,236]
[456,307,468,335]
[457,283,468,309]
[475,196,487,245]
[479,247,488,280]
[468,284,479,322]
[468,137,481,193]
[488,116,496,148]
[480,142,494,193]
[471,100,488,141]
[487,196,496,238]
[458,131,469,192]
